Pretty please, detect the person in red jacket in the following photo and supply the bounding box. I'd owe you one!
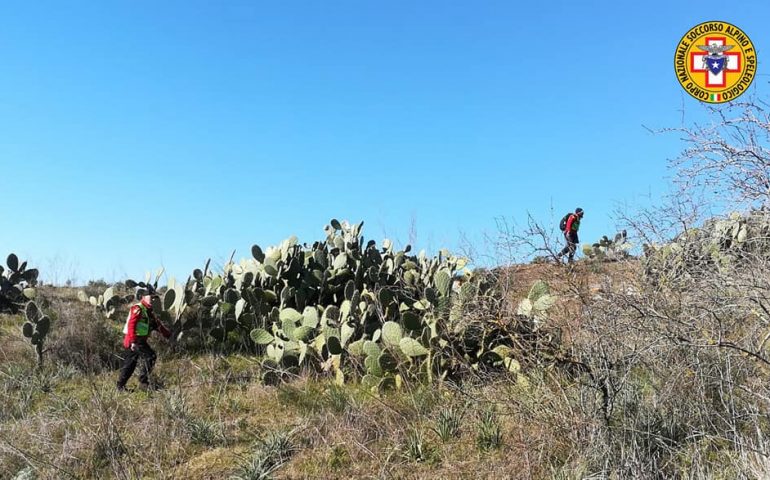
[559,207,584,263]
[116,294,171,391]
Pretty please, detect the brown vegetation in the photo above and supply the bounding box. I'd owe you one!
[3,246,769,479]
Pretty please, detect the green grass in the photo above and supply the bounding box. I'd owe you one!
[434,405,463,442]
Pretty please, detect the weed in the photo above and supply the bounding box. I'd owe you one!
[323,385,349,413]
[164,390,191,420]
[434,405,462,442]
[327,444,349,470]
[187,417,225,446]
[403,428,427,462]
[164,389,224,446]
[402,428,439,464]
[476,409,502,452]
[233,431,295,480]
[11,466,36,480]
[277,383,323,414]
[408,385,440,415]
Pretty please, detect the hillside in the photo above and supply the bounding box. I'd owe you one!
[3,207,770,480]
[0,260,622,478]
[0,258,687,480]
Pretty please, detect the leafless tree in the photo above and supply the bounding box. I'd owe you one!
[662,96,770,209]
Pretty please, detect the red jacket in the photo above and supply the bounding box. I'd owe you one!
[122,304,171,348]
[565,214,581,241]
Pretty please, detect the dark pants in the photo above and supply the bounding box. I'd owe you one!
[559,233,578,262]
[116,342,156,388]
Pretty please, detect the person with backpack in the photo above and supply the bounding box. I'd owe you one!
[116,293,172,391]
[558,207,584,264]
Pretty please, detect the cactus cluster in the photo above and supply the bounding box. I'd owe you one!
[77,269,167,318]
[77,286,135,318]
[644,210,770,283]
[119,269,184,334]
[582,231,632,261]
[0,253,38,314]
[22,301,50,366]
[123,220,547,388]
[517,280,556,327]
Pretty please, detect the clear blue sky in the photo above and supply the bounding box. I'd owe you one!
[1,1,768,283]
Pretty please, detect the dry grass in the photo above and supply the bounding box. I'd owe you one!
[0,337,578,478]
[2,257,768,479]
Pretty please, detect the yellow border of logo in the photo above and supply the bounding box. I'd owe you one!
[674,21,757,103]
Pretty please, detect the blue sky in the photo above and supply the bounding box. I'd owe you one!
[1,1,768,283]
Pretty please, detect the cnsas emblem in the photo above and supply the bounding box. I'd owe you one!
[674,21,757,103]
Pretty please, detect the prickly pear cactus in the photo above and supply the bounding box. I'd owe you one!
[0,253,38,314]
[644,210,770,284]
[105,219,543,388]
[517,280,555,324]
[21,301,51,366]
[583,230,632,261]
[77,285,132,319]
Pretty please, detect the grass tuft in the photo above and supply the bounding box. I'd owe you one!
[476,409,503,452]
[232,430,295,480]
[434,405,463,442]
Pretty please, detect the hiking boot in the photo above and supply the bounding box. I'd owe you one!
[139,380,163,392]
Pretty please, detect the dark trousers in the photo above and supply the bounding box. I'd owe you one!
[116,342,156,388]
[559,233,578,262]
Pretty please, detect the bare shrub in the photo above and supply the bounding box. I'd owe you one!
[45,290,122,373]
[666,97,770,208]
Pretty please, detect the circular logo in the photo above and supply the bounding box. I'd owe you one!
[674,21,757,103]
